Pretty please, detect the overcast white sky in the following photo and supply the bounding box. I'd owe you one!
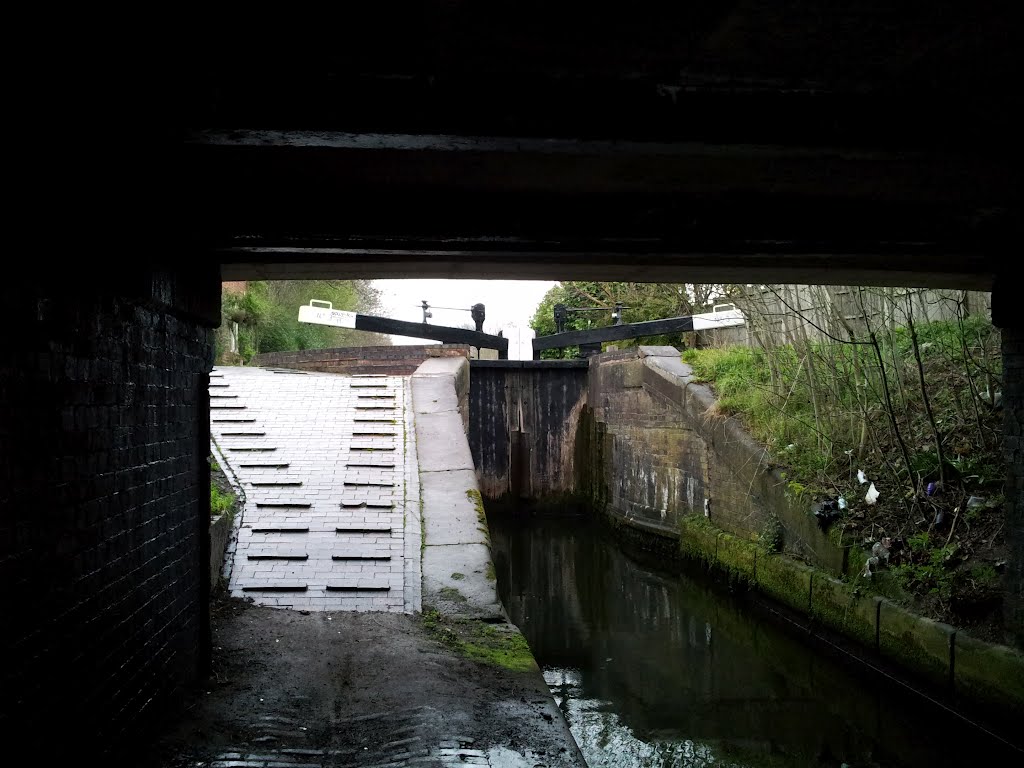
[373,279,557,360]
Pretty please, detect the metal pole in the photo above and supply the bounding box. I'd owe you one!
[471,303,486,332]
[553,303,567,333]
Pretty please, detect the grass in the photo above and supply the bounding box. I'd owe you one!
[467,488,491,543]
[682,316,1005,625]
[682,345,830,482]
[681,316,1003,494]
[210,483,235,519]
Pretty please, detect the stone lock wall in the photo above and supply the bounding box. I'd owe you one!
[579,345,1023,717]
[583,350,708,538]
[0,268,219,753]
[583,347,847,573]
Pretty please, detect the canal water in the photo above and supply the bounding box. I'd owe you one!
[489,513,1021,768]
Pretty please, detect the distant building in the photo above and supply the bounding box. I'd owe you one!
[222,281,248,295]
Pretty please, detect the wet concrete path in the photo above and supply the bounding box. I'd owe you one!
[149,599,583,767]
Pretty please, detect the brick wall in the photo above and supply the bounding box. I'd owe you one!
[1005,325,1024,645]
[0,269,219,756]
[994,284,1024,645]
[252,344,469,376]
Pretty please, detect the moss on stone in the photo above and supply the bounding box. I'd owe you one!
[678,515,719,567]
[419,492,426,552]
[450,572,465,581]
[466,488,486,524]
[810,575,879,649]
[461,623,538,673]
[716,532,757,584]
[756,553,813,613]
[485,562,496,581]
[467,488,491,544]
[439,586,468,603]
[420,608,538,673]
[878,600,953,689]
[954,633,1024,711]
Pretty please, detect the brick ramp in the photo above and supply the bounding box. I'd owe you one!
[210,366,420,612]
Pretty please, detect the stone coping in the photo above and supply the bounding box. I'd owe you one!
[411,357,504,620]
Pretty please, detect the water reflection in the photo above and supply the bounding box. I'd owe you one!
[490,514,1019,768]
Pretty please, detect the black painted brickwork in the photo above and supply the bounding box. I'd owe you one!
[0,272,217,754]
[1001,324,1024,644]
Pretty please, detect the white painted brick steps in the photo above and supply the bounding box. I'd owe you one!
[210,366,419,612]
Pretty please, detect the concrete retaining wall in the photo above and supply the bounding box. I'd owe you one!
[253,344,469,376]
[410,357,586,764]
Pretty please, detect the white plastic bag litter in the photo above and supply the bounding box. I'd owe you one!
[865,483,880,505]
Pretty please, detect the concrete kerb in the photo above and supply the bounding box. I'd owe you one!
[954,632,1024,712]
[210,437,245,588]
[414,413,475,472]
[402,377,423,613]
[411,358,505,621]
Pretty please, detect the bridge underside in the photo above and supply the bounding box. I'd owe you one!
[192,128,1009,289]
[185,2,1017,289]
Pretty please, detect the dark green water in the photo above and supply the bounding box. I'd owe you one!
[489,514,1021,768]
